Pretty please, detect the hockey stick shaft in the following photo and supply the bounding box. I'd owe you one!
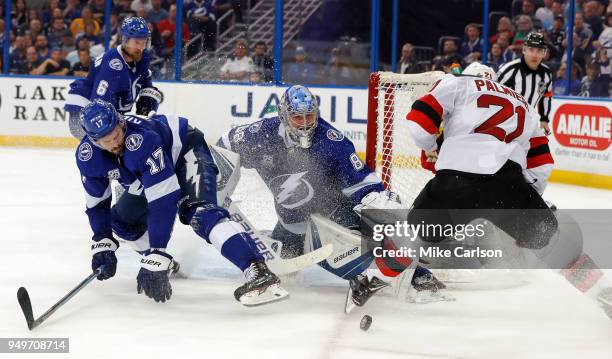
[18,267,102,330]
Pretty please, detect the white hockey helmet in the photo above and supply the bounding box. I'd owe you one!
[462,62,497,81]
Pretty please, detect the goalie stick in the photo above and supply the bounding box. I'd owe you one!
[17,267,102,330]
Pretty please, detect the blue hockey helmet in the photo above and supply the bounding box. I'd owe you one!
[279,85,319,148]
[121,17,150,41]
[80,99,122,140]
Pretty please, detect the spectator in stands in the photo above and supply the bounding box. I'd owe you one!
[249,71,263,83]
[497,32,516,62]
[24,46,43,75]
[551,0,564,19]
[489,16,514,44]
[76,21,102,46]
[70,6,100,39]
[562,31,589,71]
[34,34,50,59]
[459,23,483,63]
[398,42,419,74]
[285,46,316,84]
[66,36,90,66]
[219,39,254,82]
[9,35,28,74]
[70,48,91,77]
[536,0,555,31]
[41,0,60,30]
[60,30,76,56]
[31,47,70,76]
[103,10,121,40]
[513,0,543,29]
[13,0,29,30]
[47,16,72,49]
[593,36,611,77]
[441,38,459,57]
[158,5,189,57]
[0,19,5,49]
[115,0,133,14]
[553,61,582,95]
[148,0,168,25]
[584,0,606,38]
[487,42,506,70]
[324,47,353,84]
[63,0,81,23]
[251,41,274,82]
[511,15,534,54]
[28,19,44,40]
[186,0,217,53]
[90,0,106,23]
[135,6,149,22]
[548,14,566,60]
[132,0,153,12]
[580,61,610,97]
[574,13,594,50]
[595,12,612,76]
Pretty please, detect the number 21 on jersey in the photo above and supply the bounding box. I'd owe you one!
[474,94,526,143]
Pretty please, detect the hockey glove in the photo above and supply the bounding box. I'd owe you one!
[353,190,403,215]
[91,237,119,280]
[137,250,173,303]
[135,87,164,117]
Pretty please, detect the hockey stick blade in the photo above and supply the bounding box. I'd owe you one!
[17,287,35,330]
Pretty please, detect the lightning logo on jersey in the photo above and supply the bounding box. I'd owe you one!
[273,171,314,209]
[184,149,201,197]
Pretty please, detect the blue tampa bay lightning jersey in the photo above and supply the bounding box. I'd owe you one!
[65,46,153,114]
[76,114,188,248]
[218,117,384,234]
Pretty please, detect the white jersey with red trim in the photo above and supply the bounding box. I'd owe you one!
[406,74,553,193]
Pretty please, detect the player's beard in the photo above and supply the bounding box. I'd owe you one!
[110,143,124,156]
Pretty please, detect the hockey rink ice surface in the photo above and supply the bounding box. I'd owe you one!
[1,147,612,359]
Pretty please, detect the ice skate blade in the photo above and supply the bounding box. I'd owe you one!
[239,284,289,307]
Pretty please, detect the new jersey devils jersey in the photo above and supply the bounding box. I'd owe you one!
[406,74,553,193]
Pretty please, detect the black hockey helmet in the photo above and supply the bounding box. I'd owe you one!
[524,32,547,49]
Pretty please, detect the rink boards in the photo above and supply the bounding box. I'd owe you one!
[0,76,610,189]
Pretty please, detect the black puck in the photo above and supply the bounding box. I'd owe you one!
[360,314,372,331]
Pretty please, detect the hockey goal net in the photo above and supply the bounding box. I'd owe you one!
[365,71,527,289]
[365,71,444,206]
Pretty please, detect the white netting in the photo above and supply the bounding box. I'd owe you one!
[370,71,444,206]
[368,71,527,288]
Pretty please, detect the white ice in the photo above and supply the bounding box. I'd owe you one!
[1,147,612,359]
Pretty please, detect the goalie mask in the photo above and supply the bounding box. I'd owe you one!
[279,85,319,148]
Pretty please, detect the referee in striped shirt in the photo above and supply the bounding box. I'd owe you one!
[497,32,553,135]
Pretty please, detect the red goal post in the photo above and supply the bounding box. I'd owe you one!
[365,71,445,206]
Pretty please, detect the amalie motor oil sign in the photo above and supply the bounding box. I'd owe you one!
[553,103,611,151]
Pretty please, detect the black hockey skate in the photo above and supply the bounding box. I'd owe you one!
[411,273,446,292]
[234,261,289,306]
[406,272,455,304]
[345,275,390,314]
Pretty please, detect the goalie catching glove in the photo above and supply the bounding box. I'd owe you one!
[135,87,164,117]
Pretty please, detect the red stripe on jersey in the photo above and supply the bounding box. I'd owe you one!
[529,136,549,148]
[406,109,438,134]
[420,94,443,119]
[527,153,554,168]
